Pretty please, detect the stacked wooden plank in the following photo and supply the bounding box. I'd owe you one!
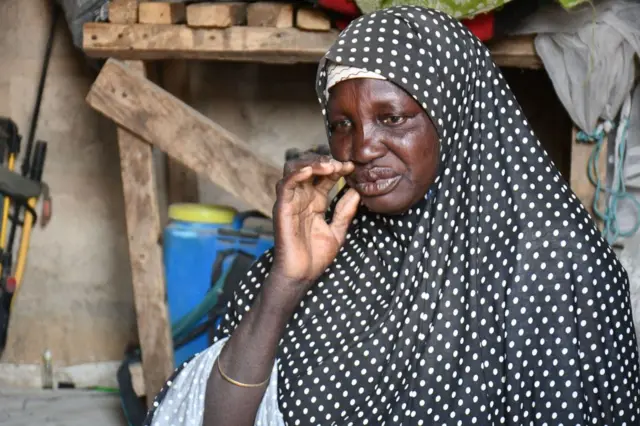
[108,0,333,31]
[87,3,541,67]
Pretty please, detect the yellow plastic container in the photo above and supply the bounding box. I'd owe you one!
[168,203,237,225]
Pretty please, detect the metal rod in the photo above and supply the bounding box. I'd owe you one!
[22,3,58,178]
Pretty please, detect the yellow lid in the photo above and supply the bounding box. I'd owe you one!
[168,203,237,224]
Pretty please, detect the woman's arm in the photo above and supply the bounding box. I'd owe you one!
[203,274,300,426]
[203,155,361,426]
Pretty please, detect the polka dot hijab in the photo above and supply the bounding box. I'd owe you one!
[221,6,640,425]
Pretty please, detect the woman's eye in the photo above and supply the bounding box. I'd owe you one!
[330,119,352,132]
[381,115,406,126]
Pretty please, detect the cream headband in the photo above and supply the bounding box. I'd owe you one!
[325,62,387,99]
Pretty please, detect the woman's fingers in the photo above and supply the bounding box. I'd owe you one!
[314,161,354,194]
[277,159,354,205]
[283,153,331,177]
[329,188,361,242]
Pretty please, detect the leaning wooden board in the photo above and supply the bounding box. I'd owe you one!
[86,58,281,216]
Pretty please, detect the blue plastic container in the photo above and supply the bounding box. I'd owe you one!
[163,204,274,366]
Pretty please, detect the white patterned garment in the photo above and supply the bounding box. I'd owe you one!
[324,63,386,99]
[148,338,285,426]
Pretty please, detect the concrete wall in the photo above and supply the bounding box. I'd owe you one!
[0,0,136,367]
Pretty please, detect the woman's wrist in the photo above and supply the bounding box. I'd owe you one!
[259,271,310,319]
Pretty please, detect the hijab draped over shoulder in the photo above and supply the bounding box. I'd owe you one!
[215,6,640,425]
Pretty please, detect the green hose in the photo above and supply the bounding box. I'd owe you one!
[171,261,233,342]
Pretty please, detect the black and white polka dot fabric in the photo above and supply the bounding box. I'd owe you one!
[146,6,640,425]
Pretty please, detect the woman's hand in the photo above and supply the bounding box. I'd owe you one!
[203,153,360,426]
[269,153,361,301]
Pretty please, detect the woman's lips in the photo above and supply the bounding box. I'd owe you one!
[353,175,402,197]
[349,168,402,197]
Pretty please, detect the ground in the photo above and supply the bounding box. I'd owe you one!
[0,388,125,426]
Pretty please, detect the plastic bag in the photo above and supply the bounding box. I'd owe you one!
[510,0,640,134]
[56,0,108,49]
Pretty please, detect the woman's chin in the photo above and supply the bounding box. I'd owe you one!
[360,192,416,216]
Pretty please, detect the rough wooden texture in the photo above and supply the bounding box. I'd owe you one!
[108,0,138,24]
[82,23,542,68]
[138,1,185,24]
[161,60,199,204]
[114,60,174,406]
[186,2,247,28]
[488,35,542,69]
[86,59,281,216]
[570,126,607,228]
[296,8,331,31]
[247,2,294,28]
[83,23,337,63]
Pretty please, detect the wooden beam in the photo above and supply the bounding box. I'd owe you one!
[488,35,542,69]
[160,60,200,204]
[108,0,138,24]
[570,126,607,228]
[82,23,542,68]
[86,59,281,216]
[115,61,174,406]
[83,24,338,63]
[186,3,247,29]
[247,2,294,28]
[296,8,332,32]
[138,2,185,24]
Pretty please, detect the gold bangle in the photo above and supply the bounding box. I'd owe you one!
[216,357,270,388]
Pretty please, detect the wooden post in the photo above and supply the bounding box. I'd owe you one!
[116,60,174,406]
[160,61,200,204]
[570,126,608,229]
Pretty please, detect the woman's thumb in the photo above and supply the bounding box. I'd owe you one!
[330,189,360,242]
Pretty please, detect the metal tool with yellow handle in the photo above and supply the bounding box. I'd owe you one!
[0,2,56,352]
[14,141,48,292]
[0,119,20,270]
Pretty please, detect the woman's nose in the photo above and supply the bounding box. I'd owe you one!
[352,122,385,164]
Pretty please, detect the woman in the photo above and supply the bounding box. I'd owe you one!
[145,6,640,425]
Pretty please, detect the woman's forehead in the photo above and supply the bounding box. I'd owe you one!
[327,78,419,111]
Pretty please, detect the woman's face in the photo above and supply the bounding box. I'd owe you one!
[327,78,440,215]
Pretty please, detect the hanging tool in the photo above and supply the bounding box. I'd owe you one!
[0,2,56,352]
[5,3,58,263]
[13,141,48,296]
[0,119,20,263]
[0,119,20,352]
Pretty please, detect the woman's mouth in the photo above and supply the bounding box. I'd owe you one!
[349,168,402,197]
[353,176,402,197]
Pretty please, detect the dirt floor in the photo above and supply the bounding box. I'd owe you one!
[0,388,126,426]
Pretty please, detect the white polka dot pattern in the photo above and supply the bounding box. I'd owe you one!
[146,6,640,426]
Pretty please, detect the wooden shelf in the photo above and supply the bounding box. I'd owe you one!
[83,23,542,68]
